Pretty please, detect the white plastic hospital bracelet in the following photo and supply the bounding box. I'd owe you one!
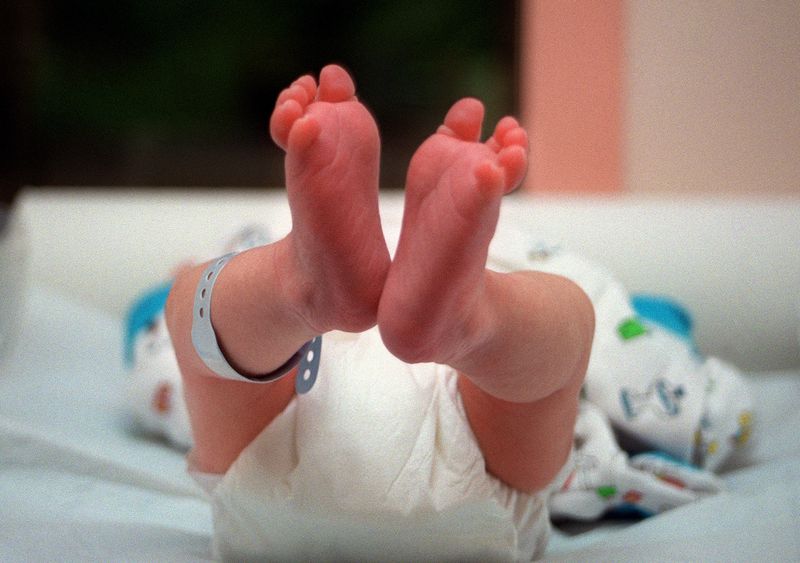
[190,252,321,394]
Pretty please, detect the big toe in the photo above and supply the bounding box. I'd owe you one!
[318,64,356,103]
[439,98,484,142]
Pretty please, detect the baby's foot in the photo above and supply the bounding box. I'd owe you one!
[378,98,528,363]
[269,65,390,333]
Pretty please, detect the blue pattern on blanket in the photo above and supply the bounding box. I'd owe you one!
[124,281,173,367]
[631,294,694,342]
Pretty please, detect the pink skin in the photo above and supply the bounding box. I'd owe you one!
[379,98,593,489]
[378,98,528,366]
[269,65,390,334]
[166,65,593,492]
[166,65,390,473]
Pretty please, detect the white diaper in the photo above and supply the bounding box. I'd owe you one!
[198,327,553,561]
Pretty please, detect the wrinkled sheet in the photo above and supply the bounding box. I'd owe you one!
[1,287,798,561]
[0,287,212,562]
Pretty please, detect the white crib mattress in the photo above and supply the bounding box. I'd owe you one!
[1,286,798,561]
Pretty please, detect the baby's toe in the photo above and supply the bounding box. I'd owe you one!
[501,126,528,150]
[474,159,505,195]
[487,117,519,150]
[292,75,317,103]
[270,99,305,150]
[441,98,484,142]
[497,145,528,192]
[317,64,356,103]
[287,115,322,153]
[277,83,311,108]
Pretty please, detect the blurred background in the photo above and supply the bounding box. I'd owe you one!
[2,0,799,203]
[0,0,517,202]
[1,1,798,369]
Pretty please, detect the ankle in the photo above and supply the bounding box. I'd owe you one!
[378,278,494,366]
[269,237,325,335]
[278,235,384,335]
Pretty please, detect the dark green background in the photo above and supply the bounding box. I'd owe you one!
[2,1,517,201]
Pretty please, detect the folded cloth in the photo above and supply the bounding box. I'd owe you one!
[549,400,725,521]
[510,240,754,472]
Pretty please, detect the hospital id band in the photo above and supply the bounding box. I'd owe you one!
[190,252,320,393]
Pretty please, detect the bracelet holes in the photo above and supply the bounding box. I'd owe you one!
[199,307,204,318]
[207,271,214,281]
[302,369,311,381]
[201,288,206,299]
[306,350,314,362]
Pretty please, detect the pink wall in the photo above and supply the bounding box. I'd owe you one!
[519,0,625,193]
[519,0,800,196]
[625,0,800,195]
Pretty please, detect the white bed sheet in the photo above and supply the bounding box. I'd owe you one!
[1,287,799,561]
[0,287,212,562]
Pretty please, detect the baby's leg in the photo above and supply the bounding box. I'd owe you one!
[378,99,594,492]
[166,65,390,474]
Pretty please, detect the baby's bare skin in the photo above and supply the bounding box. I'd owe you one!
[269,66,389,335]
[379,98,528,367]
[166,65,593,491]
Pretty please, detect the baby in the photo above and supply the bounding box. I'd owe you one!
[164,64,594,560]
